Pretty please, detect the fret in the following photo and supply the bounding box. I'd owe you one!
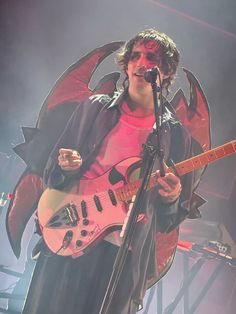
[224,144,235,154]
[176,161,194,176]
[199,154,209,165]
[191,157,202,168]
[205,151,217,162]
[214,147,227,158]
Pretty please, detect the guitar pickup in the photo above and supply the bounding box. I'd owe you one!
[94,195,103,212]
[108,189,117,206]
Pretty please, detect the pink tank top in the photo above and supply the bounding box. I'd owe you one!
[83,101,155,179]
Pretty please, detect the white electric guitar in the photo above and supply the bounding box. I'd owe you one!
[37,140,236,259]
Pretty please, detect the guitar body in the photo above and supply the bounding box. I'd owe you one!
[37,156,143,257]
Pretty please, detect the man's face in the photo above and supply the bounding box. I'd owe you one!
[127,40,167,96]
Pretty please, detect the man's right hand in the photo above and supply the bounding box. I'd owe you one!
[58,148,82,171]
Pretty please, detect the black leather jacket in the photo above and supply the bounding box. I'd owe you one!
[43,91,202,310]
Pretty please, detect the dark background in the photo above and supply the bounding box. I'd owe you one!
[0,0,236,312]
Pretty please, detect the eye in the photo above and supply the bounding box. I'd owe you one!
[146,53,158,63]
[129,51,140,61]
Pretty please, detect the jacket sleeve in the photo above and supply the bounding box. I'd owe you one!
[43,96,113,189]
[43,103,86,189]
[152,124,203,233]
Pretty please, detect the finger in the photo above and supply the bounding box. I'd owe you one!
[158,189,172,198]
[165,172,180,185]
[159,184,182,202]
[157,176,173,191]
[158,173,180,188]
[59,149,81,160]
[58,155,75,165]
[159,190,179,203]
[60,165,80,171]
[60,158,81,166]
[59,148,80,158]
[158,179,181,196]
[59,161,82,171]
[59,148,74,154]
[59,155,80,163]
[157,181,171,193]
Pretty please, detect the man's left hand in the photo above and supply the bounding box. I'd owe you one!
[157,170,182,204]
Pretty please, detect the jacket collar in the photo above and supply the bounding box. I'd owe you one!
[107,89,176,125]
[107,90,127,109]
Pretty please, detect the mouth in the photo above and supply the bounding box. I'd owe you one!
[134,68,146,77]
[135,72,143,76]
[134,74,144,79]
[134,72,145,79]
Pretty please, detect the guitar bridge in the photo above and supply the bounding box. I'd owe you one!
[46,202,79,228]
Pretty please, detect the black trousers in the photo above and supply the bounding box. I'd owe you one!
[22,241,136,314]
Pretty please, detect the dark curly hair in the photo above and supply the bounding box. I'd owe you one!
[116,28,180,94]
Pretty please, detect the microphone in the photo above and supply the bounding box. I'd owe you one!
[144,67,159,83]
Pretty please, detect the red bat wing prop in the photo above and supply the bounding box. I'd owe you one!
[6,42,124,258]
[7,49,210,259]
[170,68,211,152]
[155,69,211,276]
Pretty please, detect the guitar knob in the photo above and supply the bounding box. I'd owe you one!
[76,240,83,247]
[81,230,87,237]
[83,219,89,226]
[62,230,73,249]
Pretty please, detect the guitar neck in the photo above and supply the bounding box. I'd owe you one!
[116,140,236,202]
[175,140,236,176]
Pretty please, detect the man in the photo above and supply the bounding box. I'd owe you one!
[22,28,198,314]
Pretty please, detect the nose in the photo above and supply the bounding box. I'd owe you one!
[136,54,147,67]
[136,55,154,72]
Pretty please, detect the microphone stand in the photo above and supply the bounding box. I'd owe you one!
[145,67,166,177]
[99,69,165,314]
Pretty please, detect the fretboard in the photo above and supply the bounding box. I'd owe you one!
[116,140,236,202]
[175,140,236,176]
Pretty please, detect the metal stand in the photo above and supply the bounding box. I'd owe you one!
[99,71,165,313]
[0,262,34,314]
[99,145,158,314]
[0,266,23,314]
[143,242,235,314]
[164,256,206,314]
